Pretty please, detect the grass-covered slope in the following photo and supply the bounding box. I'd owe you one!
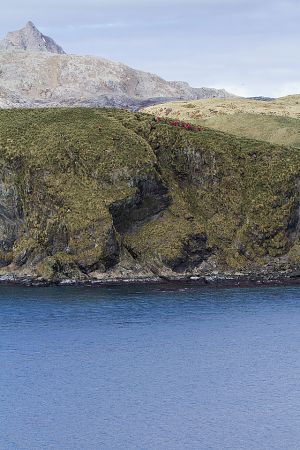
[0,107,300,283]
[143,95,300,148]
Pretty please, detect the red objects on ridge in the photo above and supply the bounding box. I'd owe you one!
[156,117,202,132]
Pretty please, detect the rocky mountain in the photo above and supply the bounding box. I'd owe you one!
[0,21,65,54]
[0,108,300,285]
[0,22,234,110]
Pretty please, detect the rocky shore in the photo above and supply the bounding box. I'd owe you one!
[1,268,300,288]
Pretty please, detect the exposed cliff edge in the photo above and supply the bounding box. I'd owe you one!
[1,108,300,285]
[0,22,234,110]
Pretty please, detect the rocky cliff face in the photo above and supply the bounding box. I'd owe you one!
[0,108,300,285]
[0,23,234,110]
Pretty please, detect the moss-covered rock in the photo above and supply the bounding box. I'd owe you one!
[0,107,300,283]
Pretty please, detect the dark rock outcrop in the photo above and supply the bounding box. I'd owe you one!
[109,173,171,234]
[167,234,213,272]
[0,171,23,266]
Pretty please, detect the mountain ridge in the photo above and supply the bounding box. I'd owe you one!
[0,22,235,110]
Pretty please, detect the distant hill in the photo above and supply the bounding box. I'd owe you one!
[0,22,234,110]
[143,95,300,147]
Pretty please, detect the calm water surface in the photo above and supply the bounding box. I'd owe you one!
[1,284,300,450]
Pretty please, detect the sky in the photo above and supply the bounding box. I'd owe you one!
[1,0,299,97]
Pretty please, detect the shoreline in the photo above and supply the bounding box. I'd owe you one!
[1,272,300,289]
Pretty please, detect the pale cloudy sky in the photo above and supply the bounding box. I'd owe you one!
[1,0,299,97]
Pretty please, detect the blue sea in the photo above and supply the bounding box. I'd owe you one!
[1,284,300,450]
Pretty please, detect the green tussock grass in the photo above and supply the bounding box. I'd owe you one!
[0,107,300,279]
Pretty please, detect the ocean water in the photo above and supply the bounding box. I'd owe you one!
[1,284,300,450]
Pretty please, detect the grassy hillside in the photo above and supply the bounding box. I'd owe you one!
[143,95,300,148]
[0,108,300,283]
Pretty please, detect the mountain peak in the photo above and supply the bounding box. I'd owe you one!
[26,21,36,29]
[0,22,66,54]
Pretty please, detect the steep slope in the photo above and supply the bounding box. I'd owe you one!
[0,108,300,285]
[0,21,65,54]
[0,23,233,110]
[143,96,300,147]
